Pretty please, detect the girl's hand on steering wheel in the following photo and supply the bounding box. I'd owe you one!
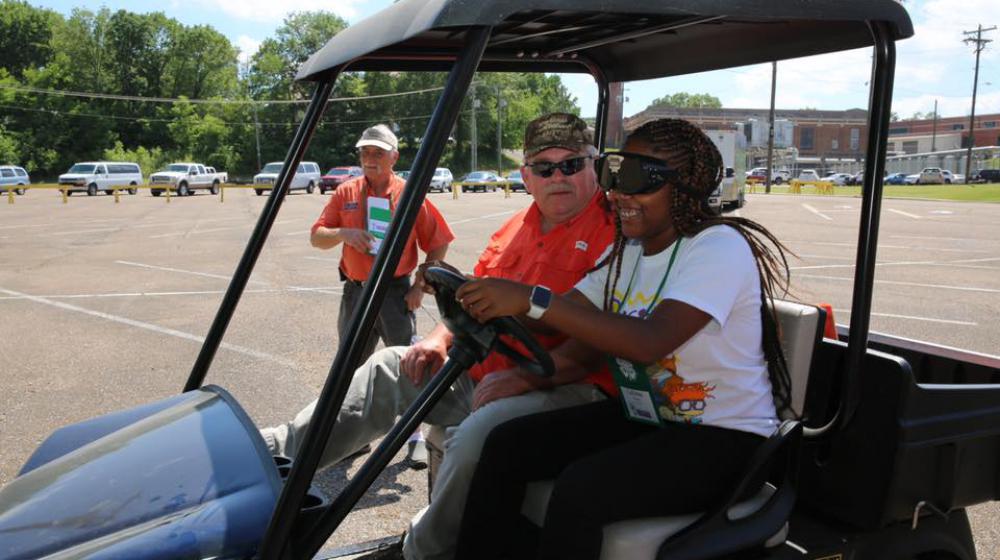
[455,278,532,322]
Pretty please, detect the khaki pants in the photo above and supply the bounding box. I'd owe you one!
[261,346,604,560]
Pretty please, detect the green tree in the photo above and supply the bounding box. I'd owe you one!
[646,92,722,110]
[0,0,57,79]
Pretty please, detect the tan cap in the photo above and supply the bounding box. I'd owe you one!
[356,124,398,151]
[523,113,593,157]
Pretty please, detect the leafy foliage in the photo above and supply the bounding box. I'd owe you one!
[0,6,577,179]
[646,92,722,110]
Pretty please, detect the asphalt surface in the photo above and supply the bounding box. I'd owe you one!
[0,188,997,557]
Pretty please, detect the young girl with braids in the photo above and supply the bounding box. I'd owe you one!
[450,118,793,560]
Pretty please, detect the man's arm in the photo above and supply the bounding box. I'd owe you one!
[311,226,374,252]
[471,337,602,410]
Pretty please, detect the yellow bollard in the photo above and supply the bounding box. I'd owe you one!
[7,188,13,204]
[61,187,68,204]
[220,185,225,203]
[114,186,121,204]
[504,182,510,199]
[453,183,459,199]
[165,186,171,203]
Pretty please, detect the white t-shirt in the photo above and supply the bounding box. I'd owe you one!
[575,225,779,437]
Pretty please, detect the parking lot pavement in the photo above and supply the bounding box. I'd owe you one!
[1,189,998,556]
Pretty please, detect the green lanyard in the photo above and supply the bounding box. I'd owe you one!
[618,239,683,315]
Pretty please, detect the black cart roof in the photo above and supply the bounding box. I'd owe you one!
[296,0,913,82]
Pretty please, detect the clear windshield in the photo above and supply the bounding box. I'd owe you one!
[326,169,349,175]
[261,163,284,173]
[67,164,96,174]
[165,164,190,172]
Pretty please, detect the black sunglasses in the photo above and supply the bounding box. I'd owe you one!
[525,156,591,178]
[594,152,678,195]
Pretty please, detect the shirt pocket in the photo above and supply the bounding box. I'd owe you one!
[527,249,595,293]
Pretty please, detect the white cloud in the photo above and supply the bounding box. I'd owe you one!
[235,35,261,66]
[203,0,366,23]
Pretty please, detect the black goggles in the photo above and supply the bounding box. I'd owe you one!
[525,156,591,178]
[595,152,679,195]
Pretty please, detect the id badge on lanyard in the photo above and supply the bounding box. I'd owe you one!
[608,357,662,426]
[606,239,682,426]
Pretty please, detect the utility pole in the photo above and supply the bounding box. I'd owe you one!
[470,87,479,171]
[962,25,995,183]
[252,103,262,171]
[931,99,938,153]
[496,85,506,177]
[765,61,777,193]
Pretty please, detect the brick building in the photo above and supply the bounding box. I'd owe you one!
[887,113,1000,154]
[624,107,869,166]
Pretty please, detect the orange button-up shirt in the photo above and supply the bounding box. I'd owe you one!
[312,174,454,281]
[470,190,617,395]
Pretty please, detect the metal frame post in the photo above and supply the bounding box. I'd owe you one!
[256,26,493,560]
[183,78,336,392]
[841,21,897,428]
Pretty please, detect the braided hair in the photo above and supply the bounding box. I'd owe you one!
[598,118,795,417]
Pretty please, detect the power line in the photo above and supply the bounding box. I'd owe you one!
[0,102,489,128]
[0,84,453,105]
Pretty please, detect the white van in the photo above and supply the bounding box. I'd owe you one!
[58,162,143,196]
[253,161,322,195]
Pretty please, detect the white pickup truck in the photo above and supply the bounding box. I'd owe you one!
[205,166,228,184]
[149,163,223,196]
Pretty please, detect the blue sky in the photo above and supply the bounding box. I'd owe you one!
[30,0,1000,119]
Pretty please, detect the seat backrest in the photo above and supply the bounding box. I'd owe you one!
[770,300,826,419]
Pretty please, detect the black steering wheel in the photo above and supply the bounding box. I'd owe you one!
[423,266,554,377]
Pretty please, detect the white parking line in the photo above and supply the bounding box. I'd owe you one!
[115,260,270,285]
[801,204,832,221]
[0,286,299,369]
[833,308,976,326]
[798,274,1000,294]
[886,208,921,219]
[449,210,518,226]
[149,219,297,239]
[803,241,988,254]
[889,234,979,242]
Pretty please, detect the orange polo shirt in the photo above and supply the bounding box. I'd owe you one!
[312,174,454,281]
[469,190,617,396]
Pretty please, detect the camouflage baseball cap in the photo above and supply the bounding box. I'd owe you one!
[523,113,593,157]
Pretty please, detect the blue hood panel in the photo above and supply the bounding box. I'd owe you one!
[0,386,281,559]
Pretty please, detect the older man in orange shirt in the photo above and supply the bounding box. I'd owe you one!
[311,123,454,358]
[263,114,615,560]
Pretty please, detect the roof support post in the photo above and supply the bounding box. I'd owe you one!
[257,26,493,560]
[842,20,897,429]
[183,77,336,393]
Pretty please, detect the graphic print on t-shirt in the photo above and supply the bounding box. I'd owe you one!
[649,355,716,424]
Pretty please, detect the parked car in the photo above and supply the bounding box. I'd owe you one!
[972,168,1000,184]
[460,170,501,192]
[746,167,790,184]
[846,171,864,186]
[320,166,362,194]
[205,166,228,184]
[504,170,525,191]
[150,163,223,196]
[255,161,322,195]
[430,168,454,192]
[904,173,920,185]
[0,165,30,195]
[58,161,143,196]
[941,170,964,184]
[916,167,946,184]
[884,172,908,185]
[821,172,852,186]
[797,169,820,181]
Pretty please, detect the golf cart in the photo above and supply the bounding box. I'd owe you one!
[2,1,999,559]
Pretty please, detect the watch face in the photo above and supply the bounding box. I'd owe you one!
[532,286,552,308]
